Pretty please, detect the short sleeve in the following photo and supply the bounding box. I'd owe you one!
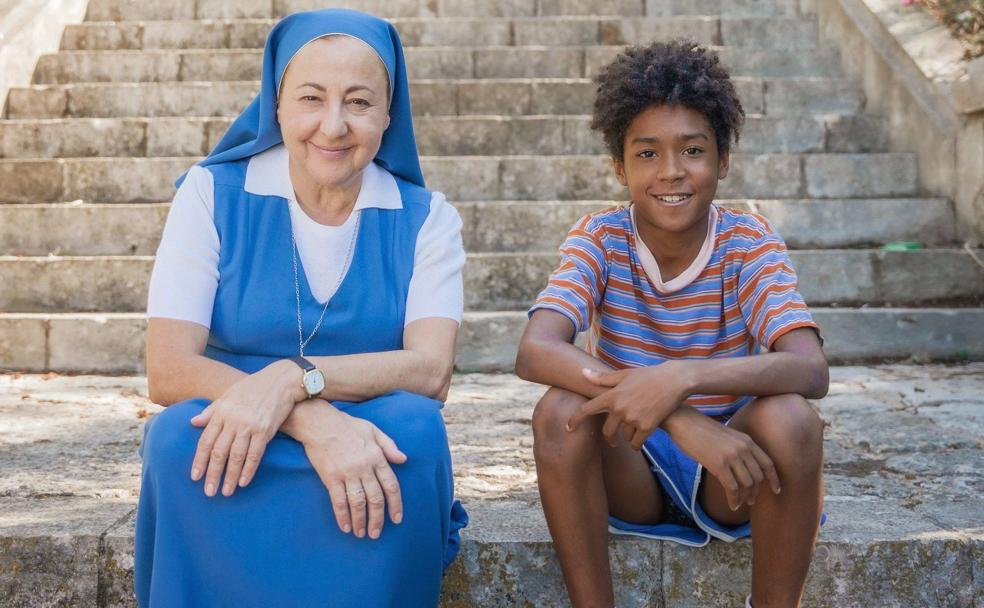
[404,191,465,326]
[146,165,220,328]
[736,222,820,350]
[528,215,608,336]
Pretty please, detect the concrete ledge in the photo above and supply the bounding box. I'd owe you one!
[1,366,981,606]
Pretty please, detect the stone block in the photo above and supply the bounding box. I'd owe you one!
[732,78,764,115]
[539,0,644,16]
[0,119,146,159]
[47,314,147,373]
[645,0,720,16]
[464,253,558,310]
[0,160,63,204]
[794,251,877,305]
[585,45,625,78]
[721,17,817,49]
[455,311,526,372]
[396,19,511,47]
[529,79,596,115]
[875,250,984,305]
[146,118,208,157]
[457,80,531,115]
[563,117,605,154]
[437,0,534,17]
[410,81,459,116]
[717,154,802,199]
[85,0,195,20]
[4,87,68,119]
[228,20,274,48]
[720,0,799,16]
[0,257,152,313]
[475,48,584,79]
[416,116,565,156]
[421,157,499,201]
[0,203,167,256]
[405,48,475,79]
[716,47,841,78]
[180,50,262,81]
[824,115,889,153]
[274,0,431,18]
[738,116,825,153]
[600,17,719,45]
[197,0,272,19]
[142,21,228,50]
[456,201,599,252]
[513,19,600,46]
[63,158,188,204]
[804,154,917,198]
[34,51,182,84]
[500,156,625,200]
[61,23,142,51]
[205,119,235,154]
[0,315,46,370]
[763,78,864,116]
[65,82,252,118]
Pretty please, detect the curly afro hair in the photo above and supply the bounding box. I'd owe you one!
[591,40,745,161]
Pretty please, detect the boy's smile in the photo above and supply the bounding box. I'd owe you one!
[613,104,729,270]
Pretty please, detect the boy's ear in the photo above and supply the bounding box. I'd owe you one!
[718,150,730,180]
[612,156,628,186]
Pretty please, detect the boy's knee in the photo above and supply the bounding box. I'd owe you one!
[532,388,594,458]
[746,394,823,465]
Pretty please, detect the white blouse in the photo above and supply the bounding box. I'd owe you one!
[147,144,465,329]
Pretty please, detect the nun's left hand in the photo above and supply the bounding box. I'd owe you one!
[188,360,305,497]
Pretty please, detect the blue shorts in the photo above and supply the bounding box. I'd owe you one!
[608,427,825,547]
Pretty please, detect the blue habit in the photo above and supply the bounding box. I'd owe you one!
[135,158,467,607]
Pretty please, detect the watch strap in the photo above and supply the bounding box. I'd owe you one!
[289,356,316,373]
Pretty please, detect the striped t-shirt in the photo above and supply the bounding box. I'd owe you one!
[530,203,820,417]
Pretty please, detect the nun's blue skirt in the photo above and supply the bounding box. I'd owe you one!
[135,391,467,608]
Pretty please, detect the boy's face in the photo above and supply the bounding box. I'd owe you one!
[613,104,729,238]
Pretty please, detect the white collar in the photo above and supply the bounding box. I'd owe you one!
[243,143,402,210]
[630,203,718,295]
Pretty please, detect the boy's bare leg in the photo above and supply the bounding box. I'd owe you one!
[699,394,824,608]
[532,387,664,608]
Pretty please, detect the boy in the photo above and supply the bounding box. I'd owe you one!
[515,41,828,608]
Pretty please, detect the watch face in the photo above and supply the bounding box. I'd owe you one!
[303,370,326,395]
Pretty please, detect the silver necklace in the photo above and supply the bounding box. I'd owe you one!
[292,209,362,357]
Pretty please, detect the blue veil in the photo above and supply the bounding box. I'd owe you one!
[175,8,424,188]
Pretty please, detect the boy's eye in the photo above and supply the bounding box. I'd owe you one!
[638,150,656,158]
[684,147,703,155]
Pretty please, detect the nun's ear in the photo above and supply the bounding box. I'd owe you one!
[384,113,391,130]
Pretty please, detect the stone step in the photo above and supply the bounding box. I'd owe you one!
[0,154,919,204]
[4,77,865,119]
[1,249,980,314]
[2,364,980,606]
[81,0,802,21]
[0,199,955,256]
[62,16,817,51]
[3,309,983,372]
[0,114,888,159]
[31,46,842,84]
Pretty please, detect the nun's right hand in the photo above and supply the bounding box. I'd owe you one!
[301,406,407,540]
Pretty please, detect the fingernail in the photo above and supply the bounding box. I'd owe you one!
[191,467,201,480]
[223,484,233,496]
[356,529,365,538]
[394,513,403,524]
[370,529,379,539]
[731,504,738,511]
[206,483,215,496]
[776,487,782,494]
[564,423,572,432]
[342,524,351,533]
[238,476,248,487]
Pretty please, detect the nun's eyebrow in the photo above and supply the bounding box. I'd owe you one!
[296,82,377,95]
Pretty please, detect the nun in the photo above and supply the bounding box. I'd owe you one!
[135,9,468,607]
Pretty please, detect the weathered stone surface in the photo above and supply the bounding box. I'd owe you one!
[721,17,817,49]
[3,86,68,119]
[473,48,584,79]
[764,78,865,116]
[47,314,147,373]
[0,257,152,313]
[0,160,63,204]
[0,315,46,370]
[805,153,918,198]
[33,51,182,85]
[85,0,195,21]
[0,365,981,605]
[599,16,719,45]
[197,0,272,19]
[0,118,146,159]
[405,48,475,80]
[0,204,168,256]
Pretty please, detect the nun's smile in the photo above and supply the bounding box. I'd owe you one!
[276,35,391,197]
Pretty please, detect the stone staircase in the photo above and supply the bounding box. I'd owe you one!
[1,0,983,374]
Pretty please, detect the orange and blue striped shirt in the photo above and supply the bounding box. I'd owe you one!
[530,203,820,417]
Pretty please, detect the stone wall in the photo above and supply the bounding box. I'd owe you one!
[0,0,87,113]
[808,0,984,244]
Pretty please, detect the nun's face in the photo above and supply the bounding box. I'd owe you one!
[276,36,391,191]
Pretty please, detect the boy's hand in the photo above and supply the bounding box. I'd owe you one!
[566,363,690,449]
[665,407,781,511]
